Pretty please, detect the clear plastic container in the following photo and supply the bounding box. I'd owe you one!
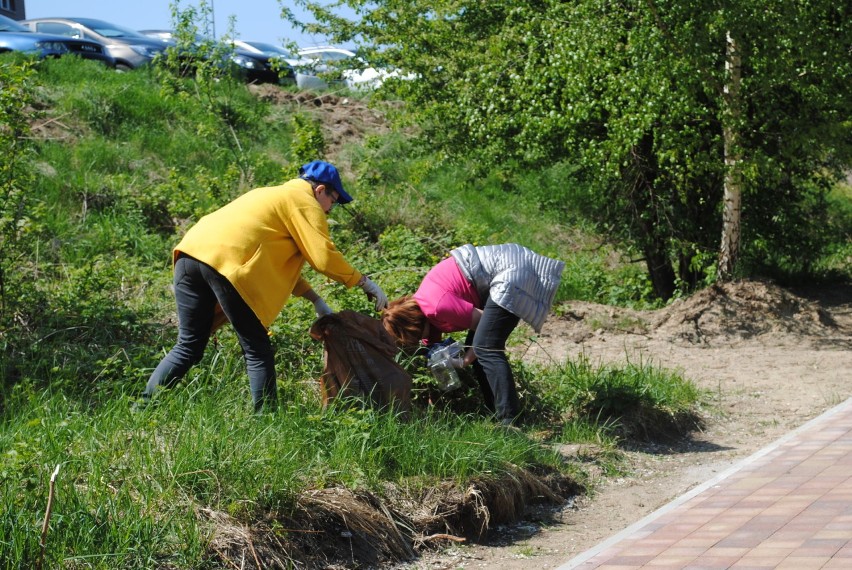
[428,340,462,392]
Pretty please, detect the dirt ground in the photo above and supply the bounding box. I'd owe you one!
[399,280,852,570]
[249,85,395,161]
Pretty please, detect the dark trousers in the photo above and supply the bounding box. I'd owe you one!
[465,297,521,421]
[144,254,276,411]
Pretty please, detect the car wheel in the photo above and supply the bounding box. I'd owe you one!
[115,63,133,72]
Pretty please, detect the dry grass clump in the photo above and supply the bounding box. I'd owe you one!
[405,466,580,541]
[202,466,581,569]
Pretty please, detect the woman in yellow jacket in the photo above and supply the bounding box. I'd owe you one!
[143,161,388,410]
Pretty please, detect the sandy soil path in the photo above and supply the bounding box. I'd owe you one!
[401,281,852,569]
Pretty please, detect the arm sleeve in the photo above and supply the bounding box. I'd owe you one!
[285,203,362,288]
[292,277,313,297]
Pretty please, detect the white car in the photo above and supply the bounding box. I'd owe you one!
[231,40,299,68]
[295,46,386,91]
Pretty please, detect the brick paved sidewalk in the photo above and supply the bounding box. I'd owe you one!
[558,397,852,569]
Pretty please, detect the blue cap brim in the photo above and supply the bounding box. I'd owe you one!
[299,161,353,204]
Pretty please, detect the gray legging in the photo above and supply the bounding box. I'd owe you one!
[144,254,276,411]
[465,297,521,422]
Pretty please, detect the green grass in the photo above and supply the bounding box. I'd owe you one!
[0,356,695,566]
[1,371,566,568]
[1,345,703,566]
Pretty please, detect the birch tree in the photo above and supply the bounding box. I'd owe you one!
[718,30,742,281]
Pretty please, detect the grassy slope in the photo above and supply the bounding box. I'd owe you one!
[0,56,717,568]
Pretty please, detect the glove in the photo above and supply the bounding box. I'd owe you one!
[359,276,388,311]
[312,297,333,317]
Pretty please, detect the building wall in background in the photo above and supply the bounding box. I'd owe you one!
[0,0,26,20]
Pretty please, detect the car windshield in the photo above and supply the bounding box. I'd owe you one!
[143,30,208,45]
[244,41,293,58]
[301,50,352,62]
[0,14,30,32]
[71,18,148,39]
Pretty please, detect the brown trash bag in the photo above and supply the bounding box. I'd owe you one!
[309,310,412,415]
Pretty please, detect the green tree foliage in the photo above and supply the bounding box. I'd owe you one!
[290,0,852,298]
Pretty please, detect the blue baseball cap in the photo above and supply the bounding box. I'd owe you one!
[299,161,353,205]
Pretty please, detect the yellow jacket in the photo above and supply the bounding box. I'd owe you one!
[175,178,362,327]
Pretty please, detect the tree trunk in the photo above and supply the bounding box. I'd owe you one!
[623,133,677,300]
[718,30,743,280]
[645,244,677,300]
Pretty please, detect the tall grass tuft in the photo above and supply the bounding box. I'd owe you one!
[527,355,704,442]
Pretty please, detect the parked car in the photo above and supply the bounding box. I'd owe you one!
[0,14,113,65]
[294,45,404,91]
[296,46,368,90]
[140,30,294,85]
[20,17,167,70]
[232,40,298,65]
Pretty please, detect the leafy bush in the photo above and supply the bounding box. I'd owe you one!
[1,57,38,395]
[290,112,327,164]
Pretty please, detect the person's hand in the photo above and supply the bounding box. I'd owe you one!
[359,276,388,311]
[450,356,466,369]
[312,297,334,317]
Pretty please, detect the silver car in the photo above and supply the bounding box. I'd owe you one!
[21,17,166,71]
